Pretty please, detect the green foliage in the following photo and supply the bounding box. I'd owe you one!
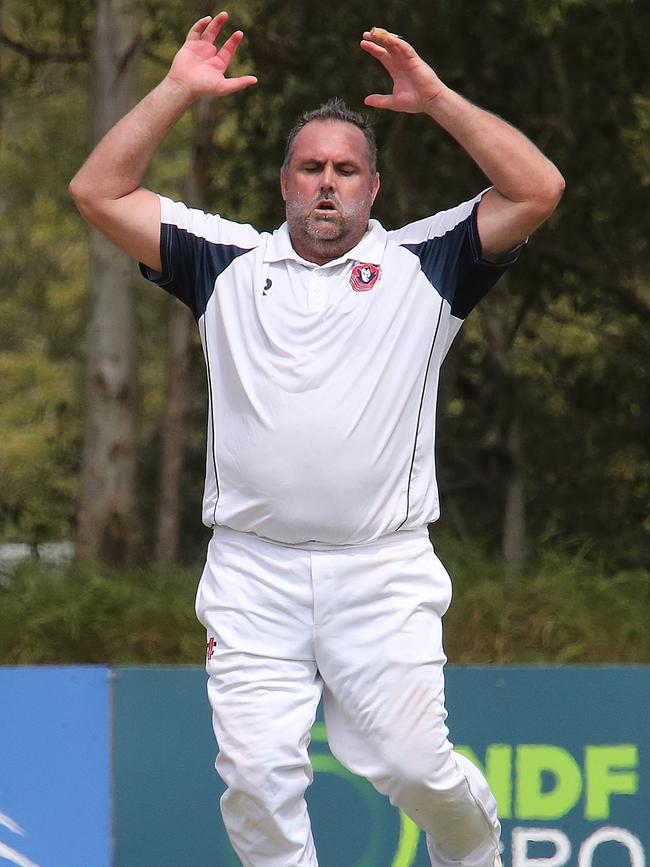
[434,532,650,663]
[0,350,80,540]
[0,561,204,664]
[0,0,648,575]
[625,94,650,187]
[1,540,647,664]
[0,9,88,543]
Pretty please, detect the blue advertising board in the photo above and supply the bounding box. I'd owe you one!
[0,666,111,867]
[448,667,648,867]
[1,665,647,865]
[113,666,649,867]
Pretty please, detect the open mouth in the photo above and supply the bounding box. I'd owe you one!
[313,199,338,213]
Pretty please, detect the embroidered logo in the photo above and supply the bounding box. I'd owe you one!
[350,263,380,292]
[262,278,272,296]
[206,636,217,661]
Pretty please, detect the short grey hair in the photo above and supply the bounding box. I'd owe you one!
[282,98,378,175]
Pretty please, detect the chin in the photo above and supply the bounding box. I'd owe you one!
[306,223,346,243]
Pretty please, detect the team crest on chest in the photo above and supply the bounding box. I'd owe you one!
[350,263,380,292]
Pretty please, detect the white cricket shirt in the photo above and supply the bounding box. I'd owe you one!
[141,192,518,546]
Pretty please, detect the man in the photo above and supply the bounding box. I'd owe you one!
[70,12,564,867]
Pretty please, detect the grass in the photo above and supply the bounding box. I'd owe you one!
[0,561,204,664]
[438,536,650,663]
[0,539,648,664]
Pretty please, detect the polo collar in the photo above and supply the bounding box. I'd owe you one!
[263,220,387,267]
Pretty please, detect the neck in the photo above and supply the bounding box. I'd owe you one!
[287,225,369,266]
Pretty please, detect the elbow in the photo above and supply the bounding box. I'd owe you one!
[68,175,87,211]
[68,175,99,224]
[528,169,566,225]
[68,173,89,208]
[548,168,566,208]
[540,168,566,216]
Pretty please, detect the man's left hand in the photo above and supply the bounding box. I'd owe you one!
[360,29,446,114]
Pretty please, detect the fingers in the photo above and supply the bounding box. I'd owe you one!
[186,11,228,44]
[188,13,251,74]
[360,39,397,78]
[361,28,418,64]
[215,29,245,69]
[363,27,400,48]
[220,75,258,95]
[363,94,396,111]
[202,12,230,43]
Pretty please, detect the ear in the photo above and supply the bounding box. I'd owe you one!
[280,168,288,202]
[371,172,381,205]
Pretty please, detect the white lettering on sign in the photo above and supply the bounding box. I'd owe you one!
[512,827,571,866]
[0,842,39,867]
[578,827,645,867]
[0,811,40,867]
[510,827,646,867]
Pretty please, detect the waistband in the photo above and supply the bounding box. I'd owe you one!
[211,523,430,554]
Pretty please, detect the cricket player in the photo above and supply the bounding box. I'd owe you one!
[69,12,564,866]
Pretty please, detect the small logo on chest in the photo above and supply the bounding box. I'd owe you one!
[350,263,380,292]
[262,278,272,296]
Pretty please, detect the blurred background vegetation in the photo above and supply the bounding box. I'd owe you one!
[0,0,648,663]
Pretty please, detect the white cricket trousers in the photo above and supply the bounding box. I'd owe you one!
[195,525,500,867]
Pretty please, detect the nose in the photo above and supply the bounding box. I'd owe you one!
[320,163,336,191]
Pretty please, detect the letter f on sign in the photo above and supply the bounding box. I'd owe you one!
[585,745,638,820]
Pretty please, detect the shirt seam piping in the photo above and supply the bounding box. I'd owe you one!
[395,298,445,531]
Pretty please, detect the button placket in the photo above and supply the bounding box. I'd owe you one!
[308,270,328,312]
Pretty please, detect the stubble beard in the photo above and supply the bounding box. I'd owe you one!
[286,192,372,263]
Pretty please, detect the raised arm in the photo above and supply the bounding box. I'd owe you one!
[360,29,564,258]
[69,12,257,271]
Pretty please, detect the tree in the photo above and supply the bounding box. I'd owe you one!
[1,0,648,571]
[75,0,141,564]
[0,0,90,545]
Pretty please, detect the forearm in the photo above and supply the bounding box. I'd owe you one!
[425,87,565,210]
[70,76,193,206]
[69,14,255,269]
[360,27,564,249]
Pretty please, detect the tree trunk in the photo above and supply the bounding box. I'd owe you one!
[502,418,527,577]
[0,0,3,128]
[76,0,140,565]
[154,95,219,564]
[479,290,528,578]
[154,297,193,563]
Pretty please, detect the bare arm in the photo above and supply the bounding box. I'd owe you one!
[69,12,257,271]
[360,30,565,258]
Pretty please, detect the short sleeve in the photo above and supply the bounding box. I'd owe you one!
[389,190,521,320]
[139,196,260,320]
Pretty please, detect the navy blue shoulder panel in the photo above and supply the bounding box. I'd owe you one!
[139,222,254,320]
[400,203,517,319]
[401,219,466,309]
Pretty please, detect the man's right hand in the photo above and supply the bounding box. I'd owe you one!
[69,11,257,273]
[167,12,258,100]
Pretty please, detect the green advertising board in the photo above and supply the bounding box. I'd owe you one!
[113,666,648,867]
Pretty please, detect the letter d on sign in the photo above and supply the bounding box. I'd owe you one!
[516,745,582,819]
[512,828,571,867]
